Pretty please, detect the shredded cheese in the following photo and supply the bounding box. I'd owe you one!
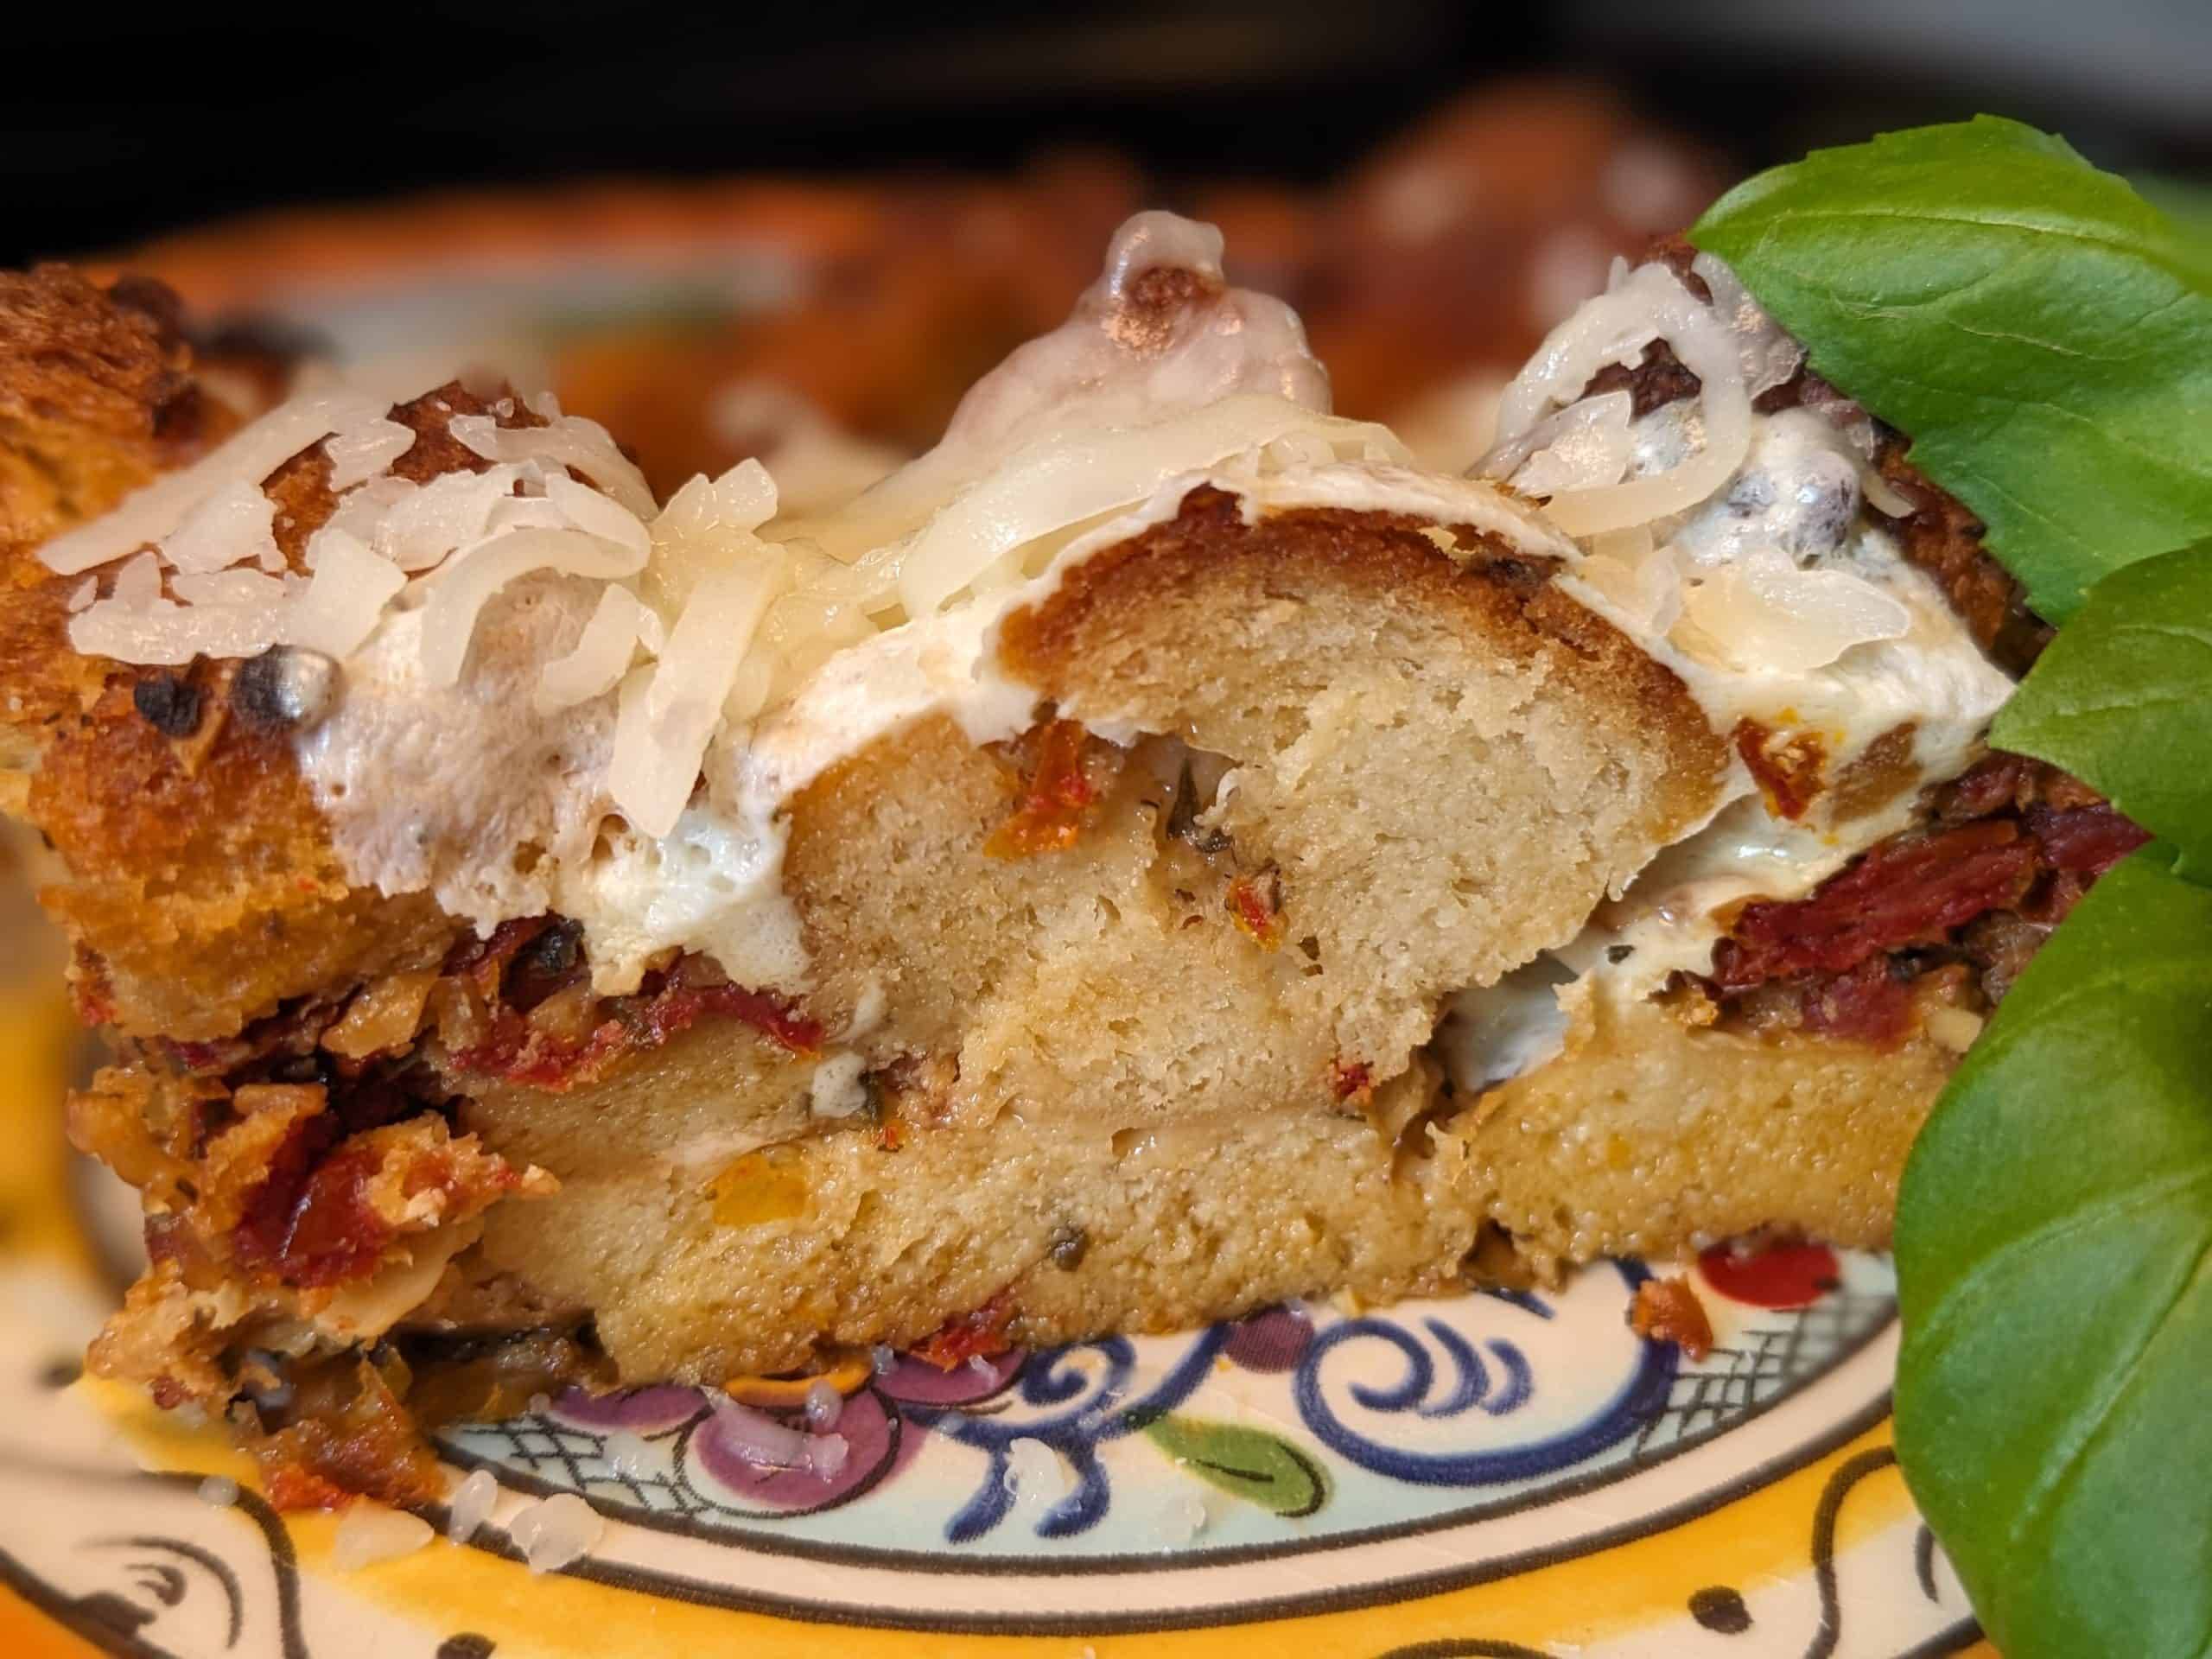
[40,390,388,575]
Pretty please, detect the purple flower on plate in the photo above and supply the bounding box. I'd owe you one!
[1224,1305,1313,1373]
[690,1389,898,1512]
[875,1349,1025,1406]
[550,1384,707,1434]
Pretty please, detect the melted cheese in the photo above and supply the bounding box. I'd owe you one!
[43,219,2012,1035]
[1440,254,2015,1095]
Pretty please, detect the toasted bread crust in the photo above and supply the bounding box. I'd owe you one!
[31,671,457,1038]
[11,378,557,1037]
[0,267,230,550]
[1000,487,1720,820]
[1001,486,1727,1071]
[1457,981,1955,1268]
[0,269,244,763]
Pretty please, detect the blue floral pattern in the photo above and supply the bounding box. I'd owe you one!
[439,1249,1898,1562]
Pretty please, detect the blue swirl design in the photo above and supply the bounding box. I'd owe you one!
[908,1327,1230,1543]
[1293,1261,1677,1485]
[1408,1319,1533,1419]
[444,1255,1878,1560]
[1478,1286,1555,1321]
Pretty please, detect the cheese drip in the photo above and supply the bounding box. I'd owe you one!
[1442,249,2013,1093]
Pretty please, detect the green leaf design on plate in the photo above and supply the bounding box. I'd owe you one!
[1691,115,2212,623]
[1140,1412,1330,1518]
[1991,542,2212,879]
[1895,850,2212,1659]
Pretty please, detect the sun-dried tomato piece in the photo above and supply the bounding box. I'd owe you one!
[1713,819,2037,991]
[448,972,821,1090]
[232,1121,524,1288]
[71,963,118,1028]
[1226,870,1285,950]
[910,1288,1018,1370]
[153,993,345,1079]
[1733,719,1827,821]
[270,1143,396,1287]
[1329,1058,1374,1103]
[1629,1274,1714,1360]
[985,719,1102,857]
[1935,752,2041,822]
[253,1361,444,1512]
[679,983,824,1056]
[442,915,556,985]
[1698,1240,1840,1310]
[1794,957,1916,1049]
[229,1112,342,1275]
[2025,803,2150,876]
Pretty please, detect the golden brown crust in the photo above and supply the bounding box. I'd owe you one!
[1001,486,1722,841]
[31,672,456,1037]
[8,356,550,1038]
[260,384,537,570]
[0,268,245,762]
[1002,486,1731,1082]
[1454,982,1954,1269]
[0,267,230,550]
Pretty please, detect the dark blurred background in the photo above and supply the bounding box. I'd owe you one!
[7,0,2207,267]
[3,0,2207,504]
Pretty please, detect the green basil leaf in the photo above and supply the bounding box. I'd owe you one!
[2137,175,2212,261]
[1896,849,2212,1659]
[1140,1412,1330,1517]
[1691,116,2212,623]
[1990,543,2212,879]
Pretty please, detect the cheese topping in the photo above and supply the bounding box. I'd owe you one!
[1441,251,2016,1091]
[42,217,2012,1033]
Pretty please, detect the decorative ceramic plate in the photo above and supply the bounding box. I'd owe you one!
[3,219,1993,1657]
[0,976,1988,1658]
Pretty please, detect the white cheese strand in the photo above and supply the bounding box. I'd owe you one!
[168,567,289,607]
[1493,264,1669,444]
[536,585,651,714]
[775,207,1338,585]
[346,466,531,572]
[70,587,281,665]
[1677,547,1911,673]
[417,528,649,687]
[1498,391,1636,497]
[322,416,419,493]
[1487,258,1755,537]
[289,527,409,659]
[868,397,1408,617]
[449,412,656,520]
[41,390,388,575]
[158,478,284,575]
[609,554,784,839]
[1537,289,1751,537]
[1689,251,1806,398]
[542,474,652,558]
